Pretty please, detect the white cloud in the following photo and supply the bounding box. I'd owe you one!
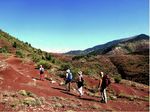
[42,48,72,53]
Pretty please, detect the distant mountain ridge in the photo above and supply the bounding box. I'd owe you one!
[65,34,149,55]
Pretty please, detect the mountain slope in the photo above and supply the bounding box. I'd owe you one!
[0,53,149,111]
[0,29,149,111]
[0,29,62,70]
[101,34,149,55]
[66,34,149,55]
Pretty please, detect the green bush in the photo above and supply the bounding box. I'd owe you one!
[45,53,52,61]
[16,50,24,58]
[0,46,8,53]
[12,42,17,48]
[52,59,55,64]
[32,54,41,62]
[37,49,42,54]
[71,68,80,78]
[72,55,85,60]
[84,69,95,76]
[60,63,71,71]
[114,75,122,83]
[37,60,51,69]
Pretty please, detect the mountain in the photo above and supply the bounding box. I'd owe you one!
[65,34,149,55]
[0,29,149,111]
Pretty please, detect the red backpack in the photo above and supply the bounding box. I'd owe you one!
[104,75,111,87]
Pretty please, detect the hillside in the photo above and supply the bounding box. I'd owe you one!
[66,34,149,55]
[0,29,63,71]
[0,29,149,111]
[0,54,149,111]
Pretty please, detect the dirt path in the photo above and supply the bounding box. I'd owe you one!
[0,55,149,111]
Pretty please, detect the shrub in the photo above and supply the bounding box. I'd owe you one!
[60,63,71,71]
[37,49,42,54]
[84,69,95,76]
[18,90,27,96]
[12,42,17,48]
[16,50,24,58]
[37,60,51,69]
[32,54,41,62]
[117,93,134,101]
[72,55,85,60]
[114,75,122,83]
[45,53,52,61]
[23,97,37,106]
[0,46,8,53]
[52,59,55,64]
[71,68,80,78]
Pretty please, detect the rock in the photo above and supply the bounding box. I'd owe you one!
[110,95,117,100]
[32,79,37,86]
[51,80,56,84]
[59,82,64,86]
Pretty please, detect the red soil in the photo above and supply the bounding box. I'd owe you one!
[0,54,149,111]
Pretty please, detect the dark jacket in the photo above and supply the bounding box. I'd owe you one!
[101,75,109,91]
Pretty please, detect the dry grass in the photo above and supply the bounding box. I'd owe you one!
[117,93,149,102]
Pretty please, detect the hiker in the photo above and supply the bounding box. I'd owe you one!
[39,65,44,81]
[77,71,84,97]
[98,71,111,103]
[65,69,73,91]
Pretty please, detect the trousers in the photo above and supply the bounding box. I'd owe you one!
[101,88,107,103]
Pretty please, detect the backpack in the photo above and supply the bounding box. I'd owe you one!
[40,68,44,74]
[67,73,73,81]
[81,77,84,83]
[105,75,111,87]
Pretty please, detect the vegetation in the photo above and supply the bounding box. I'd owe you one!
[32,54,41,63]
[60,63,71,71]
[72,55,85,60]
[0,46,8,53]
[16,50,24,58]
[0,29,149,85]
[37,60,51,69]
[114,75,122,83]
[12,42,17,48]
[45,53,52,61]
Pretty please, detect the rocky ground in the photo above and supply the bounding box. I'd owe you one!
[0,54,149,112]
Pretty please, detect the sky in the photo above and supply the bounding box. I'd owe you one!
[0,0,149,53]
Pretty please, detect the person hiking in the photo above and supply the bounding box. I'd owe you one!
[77,71,84,97]
[98,71,111,103]
[65,69,73,91]
[39,65,44,81]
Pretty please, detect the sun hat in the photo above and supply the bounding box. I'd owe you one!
[78,71,82,75]
[66,69,70,73]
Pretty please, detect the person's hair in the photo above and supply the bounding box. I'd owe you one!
[100,72,104,77]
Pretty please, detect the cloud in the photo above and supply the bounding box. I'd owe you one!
[42,48,72,53]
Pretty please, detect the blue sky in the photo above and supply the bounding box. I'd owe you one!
[0,0,149,53]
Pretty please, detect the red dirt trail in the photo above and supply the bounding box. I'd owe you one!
[0,54,149,111]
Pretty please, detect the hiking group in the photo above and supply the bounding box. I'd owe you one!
[65,69,111,103]
[38,65,111,103]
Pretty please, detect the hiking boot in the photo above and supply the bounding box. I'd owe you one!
[100,100,105,103]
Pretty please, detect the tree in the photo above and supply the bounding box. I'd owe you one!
[12,42,17,48]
